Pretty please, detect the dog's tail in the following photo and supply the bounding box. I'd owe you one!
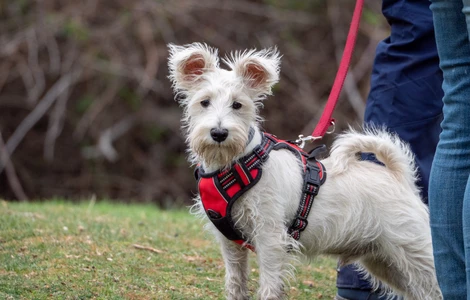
[329,127,418,185]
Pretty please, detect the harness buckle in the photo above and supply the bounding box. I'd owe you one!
[296,215,309,225]
[288,216,309,240]
[304,183,319,196]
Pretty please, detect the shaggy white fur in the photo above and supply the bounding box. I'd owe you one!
[168,42,442,300]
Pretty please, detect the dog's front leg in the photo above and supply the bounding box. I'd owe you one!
[255,230,290,300]
[219,237,250,300]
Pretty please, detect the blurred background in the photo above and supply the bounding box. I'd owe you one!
[0,0,388,207]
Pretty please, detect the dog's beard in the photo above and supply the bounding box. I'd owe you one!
[189,129,247,169]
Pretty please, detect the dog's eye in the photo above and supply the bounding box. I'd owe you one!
[200,99,210,107]
[232,101,242,110]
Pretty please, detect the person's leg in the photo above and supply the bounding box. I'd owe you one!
[336,0,443,298]
[429,0,470,298]
[364,0,443,204]
[462,2,470,297]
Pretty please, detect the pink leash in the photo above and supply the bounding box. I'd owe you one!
[296,0,364,148]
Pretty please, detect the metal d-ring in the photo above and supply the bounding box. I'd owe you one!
[326,121,336,135]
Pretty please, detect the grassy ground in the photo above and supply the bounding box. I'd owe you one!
[0,200,337,299]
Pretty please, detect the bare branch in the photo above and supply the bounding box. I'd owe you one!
[0,70,82,175]
[352,40,378,82]
[136,15,160,96]
[0,32,25,57]
[84,57,165,95]
[74,78,122,139]
[82,116,136,162]
[0,61,11,94]
[0,131,28,201]
[18,60,36,102]
[150,8,176,44]
[163,5,238,49]
[46,34,61,74]
[44,87,70,161]
[26,29,45,105]
[280,60,320,115]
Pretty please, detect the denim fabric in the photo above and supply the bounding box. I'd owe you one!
[336,0,443,297]
[429,0,470,298]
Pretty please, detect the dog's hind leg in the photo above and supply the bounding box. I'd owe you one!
[218,236,250,300]
[359,256,407,299]
[360,243,442,300]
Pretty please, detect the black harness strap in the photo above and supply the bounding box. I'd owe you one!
[288,146,327,240]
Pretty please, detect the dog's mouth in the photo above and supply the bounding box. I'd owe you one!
[192,139,246,168]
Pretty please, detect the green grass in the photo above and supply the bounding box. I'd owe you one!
[0,200,337,299]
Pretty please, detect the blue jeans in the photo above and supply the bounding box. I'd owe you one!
[429,0,470,298]
[336,0,443,298]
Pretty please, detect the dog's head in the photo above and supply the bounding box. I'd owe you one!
[168,43,280,168]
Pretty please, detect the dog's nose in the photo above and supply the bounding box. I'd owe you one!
[210,128,229,142]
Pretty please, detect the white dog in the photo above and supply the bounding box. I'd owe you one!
[168,42,442,300]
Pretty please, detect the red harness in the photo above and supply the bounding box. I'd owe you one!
[195,132,326,251]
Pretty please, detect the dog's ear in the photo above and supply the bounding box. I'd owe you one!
[227,47,281,96]
[168,43,219,92]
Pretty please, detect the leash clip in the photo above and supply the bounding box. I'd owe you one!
[296,120,336,148]
[294,135,321,149]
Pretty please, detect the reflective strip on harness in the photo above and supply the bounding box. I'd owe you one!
[196,132,326,251]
